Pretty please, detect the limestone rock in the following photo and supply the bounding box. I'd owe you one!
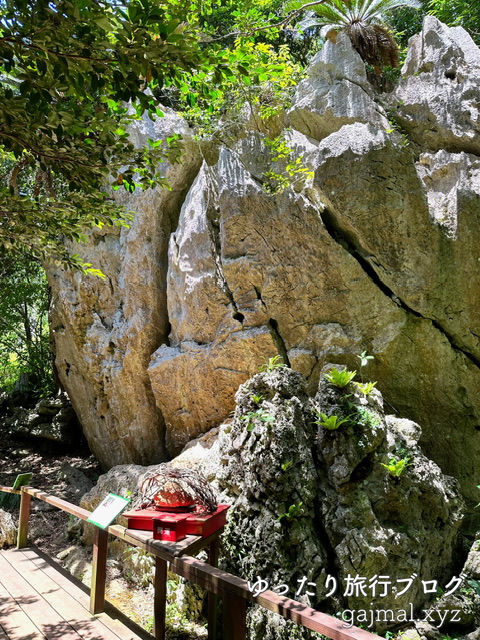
[289,32,389,141]
[215,367,464,635]
[0,509,16,547]
[4,392,80,444]
[422,535,480,632]
[172,427,220,473]
[148,146,407,456]
[45,18,480,524]
[308,117,480,511]
[59,463,94,500]
[217,367,327,640]
[392,16,480,154]
[465,539,480,580]
[47,108,202,468]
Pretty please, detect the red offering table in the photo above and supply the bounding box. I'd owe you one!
[152,514,188,542]
[123,504,230,538]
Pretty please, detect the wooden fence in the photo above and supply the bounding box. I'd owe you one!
[0,484,382,640]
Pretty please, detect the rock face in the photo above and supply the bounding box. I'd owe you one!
[0,509,16,547]
[214,367,464,637]
[2,392,80,444]
[48,109,202,468]
[48,19,480,519]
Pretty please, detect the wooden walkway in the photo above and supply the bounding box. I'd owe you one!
[0,548,153,640]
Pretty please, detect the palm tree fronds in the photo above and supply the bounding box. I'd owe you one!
[345,21,399,67]
[290,0,418,72]
[310,1,353,23]
[362,0,422,20]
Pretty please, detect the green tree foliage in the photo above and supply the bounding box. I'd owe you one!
[0,0,298,268]
[386,0,429,48]
[389,0,480,49]
[0,252,54,395]
[428,0,480,43]
[0,0,215,267]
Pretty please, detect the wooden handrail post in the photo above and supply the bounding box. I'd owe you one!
[223,590,247,640]
[17,488,32,549]
[208,538,220,640]
[90,527,108,614]
[154,557,168,639]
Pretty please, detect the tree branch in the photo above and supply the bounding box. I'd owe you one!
[7,157,29,195]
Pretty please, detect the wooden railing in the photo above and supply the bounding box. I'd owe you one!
[0,484,382,640]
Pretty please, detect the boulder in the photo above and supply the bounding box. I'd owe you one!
[0,509,16,547]
[215,367,464,636]
[4,392,80,444]
[288,32,389,141]
[391,16,480,155]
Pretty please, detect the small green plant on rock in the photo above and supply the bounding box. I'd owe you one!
[357,350,375,384]
[281,460,293,471]
[381,457,410,478]
[251,393,264,404]
[277,502,304,522]
[467,579,480,596]
[357,351,374,368]
[263,134,314,194]
[356,381,377,396]
[314,412,352,431]
[260,355,287,373]
[324,367,357,388]
[352,406,381,429]
[242,408,275,431]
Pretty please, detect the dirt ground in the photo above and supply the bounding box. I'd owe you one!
[0,431,207,639]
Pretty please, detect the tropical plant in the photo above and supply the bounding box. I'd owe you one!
[263,133,314,193]
[324,367,357,388]
[285,0,422,72]
[242,408,275,431]
[381,456,410,477]
[0,0,212,267]
[0,0,302,268]
[356,381,378,395]
[313,412,352,430]
[260,355,288,372]
[277,501,304,521]
[357,350,374,368]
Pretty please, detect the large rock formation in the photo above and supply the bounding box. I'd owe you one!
[48,111,202,468]
[49,18,480,520]
[214,366,464,637]
[78,366,466,637]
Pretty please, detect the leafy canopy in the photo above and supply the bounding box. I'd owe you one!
[0,0,298,268]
